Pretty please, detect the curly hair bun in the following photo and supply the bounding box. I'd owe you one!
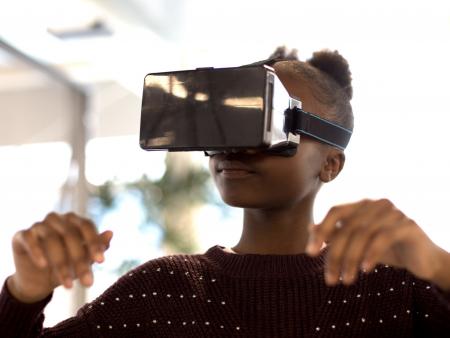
[307,50,353,99]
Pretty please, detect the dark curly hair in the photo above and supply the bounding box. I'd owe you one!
[269,46,354,131]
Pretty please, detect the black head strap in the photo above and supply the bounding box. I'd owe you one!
[284,107,352,150]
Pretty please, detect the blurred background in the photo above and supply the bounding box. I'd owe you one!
[1,0,449,326]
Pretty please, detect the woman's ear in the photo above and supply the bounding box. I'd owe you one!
[319,149,345,183]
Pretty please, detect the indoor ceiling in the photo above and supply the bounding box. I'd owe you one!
[1,0,449,95]
[0,0,183,93]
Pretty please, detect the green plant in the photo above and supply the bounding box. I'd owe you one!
[91,153,217,257]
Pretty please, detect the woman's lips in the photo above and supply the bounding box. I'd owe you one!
[219,169,255,178]
[216,160,256,178]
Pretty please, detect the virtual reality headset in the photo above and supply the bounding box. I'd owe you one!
[140,62,352,156]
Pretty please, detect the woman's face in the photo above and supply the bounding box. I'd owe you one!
[209,138,326,209]
[209,68,338,210]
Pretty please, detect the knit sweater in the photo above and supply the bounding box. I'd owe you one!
[1,245,450,337]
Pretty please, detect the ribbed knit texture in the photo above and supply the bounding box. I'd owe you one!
[1,245,449,337]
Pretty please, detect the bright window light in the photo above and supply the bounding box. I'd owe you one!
[0,142,72,283]
[86,135,167,185]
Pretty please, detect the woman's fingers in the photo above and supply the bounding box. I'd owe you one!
[326,199,400,285]
[99,230,114,250]
[309,199,416,286]
[338,212,403,285]
[34,223,73,288]
[362,220,414,270]
[65,213,105,263]
[18,212,111,289]
[44,213,95,287]
[323,205,381,285]
[44,214,91,285]
[307,199,370,256]
[9,212,111,303]
[13,225,48,268]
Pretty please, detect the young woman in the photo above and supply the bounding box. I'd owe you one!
[1,48,449,337]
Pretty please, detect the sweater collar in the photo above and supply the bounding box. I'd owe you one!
[204,245,326,278]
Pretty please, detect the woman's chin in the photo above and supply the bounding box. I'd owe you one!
[221,195,269,209]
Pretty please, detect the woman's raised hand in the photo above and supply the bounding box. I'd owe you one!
[307,199,450,290]
[7,212,112,303]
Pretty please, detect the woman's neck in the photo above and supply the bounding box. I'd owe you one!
[232,198,314,255]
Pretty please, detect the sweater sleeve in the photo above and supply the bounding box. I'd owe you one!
[0,258,175,337]
[0,278,94,337]
[410,275,450,336]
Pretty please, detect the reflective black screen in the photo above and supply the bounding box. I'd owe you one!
[140,66,267,150]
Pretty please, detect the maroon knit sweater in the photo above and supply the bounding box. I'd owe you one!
[1,245,449,337]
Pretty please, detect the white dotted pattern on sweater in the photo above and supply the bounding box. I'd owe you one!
[313,276,433,333]
[95,267,236,331]
[94,262,433,333]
